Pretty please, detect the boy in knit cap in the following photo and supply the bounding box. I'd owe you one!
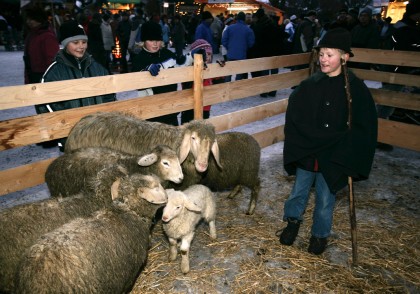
[40,20,116,151]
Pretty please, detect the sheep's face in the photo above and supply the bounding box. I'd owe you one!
[136,175,168,204]
[137,145,184,184]
[112,174,168,207]
[161,189,201,222]
[179,121,222,173]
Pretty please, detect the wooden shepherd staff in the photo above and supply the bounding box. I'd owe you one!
[348,176,358,265]
[343,65,358,265]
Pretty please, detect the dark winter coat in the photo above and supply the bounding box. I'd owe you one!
[87,18,106,69]
[249,14,278,58]
[292,17,316,53]
[131,47,179,125]
[284,70,378,193]
[194,20,215,53]
[40,50,116,113]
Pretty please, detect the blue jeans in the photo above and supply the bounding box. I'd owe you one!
[283,168,336,238]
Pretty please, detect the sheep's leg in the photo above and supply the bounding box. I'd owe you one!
[180,232,195,274]
[247,183,260,215]
[168,237,178,261]
[227,185,242,199]
[208,220,217,239]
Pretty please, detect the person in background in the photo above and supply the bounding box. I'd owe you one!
[180,38,213,124]
[23,6,60,87]
[101,13,115,73]
[210,14,223,54]
[171,14,186,58]
[350,7,380,69]
[220,16,235,61]
[249,8,281,97]
[195,11,216,53]
[87,12,106,70]
[160,14,170,48]
[116,11,131,73]
[131,21,192,126]
[222,11,255,81]
[292,10,318,54]
[22,6,60,148]
[377,0,420,151]
[40,20,116,151]
[284,15,297,54]
[278,28,377,255]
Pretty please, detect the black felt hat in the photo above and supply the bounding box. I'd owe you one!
[141,21,163,41]
[315,27,354,57]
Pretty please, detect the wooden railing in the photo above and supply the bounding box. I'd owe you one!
[0,49,419,196]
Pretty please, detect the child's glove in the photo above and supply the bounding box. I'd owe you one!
[146,63,161,76]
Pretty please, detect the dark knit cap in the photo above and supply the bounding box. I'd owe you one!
[237,12,246,21]
[59,20,87,48]
[201,11,213,20]
[141,21,163,41]
[25,7,48,23]
[315,27,354,57]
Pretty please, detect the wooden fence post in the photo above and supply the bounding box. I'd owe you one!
[193,54,204,120]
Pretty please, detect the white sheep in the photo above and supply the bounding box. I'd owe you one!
[161,185,217,274]
[46,145,183,197]
[15,173,167,294]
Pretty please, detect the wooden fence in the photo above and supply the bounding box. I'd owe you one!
[0,49,419,196]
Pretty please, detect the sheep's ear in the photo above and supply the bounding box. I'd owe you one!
[211,140,223,169]
[184,195,202,213]
[138,153,158,166]
[111,178,121,201]
[179,131,192,163]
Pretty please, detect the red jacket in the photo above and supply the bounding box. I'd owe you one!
[24,23,60,84]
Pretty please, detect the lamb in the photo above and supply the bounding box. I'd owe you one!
[46,144,183,197]
[200,132,261,215]
[15,173,167,294]
[64,112,222,188]
[162,185,217,274]
[0,165,152,293]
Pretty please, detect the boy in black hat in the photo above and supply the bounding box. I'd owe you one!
[278,27,377,255]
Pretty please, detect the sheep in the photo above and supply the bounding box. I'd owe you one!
[161,185,217,274]
[15,173,167,294]
[46,144,183,197]
[64,112,222,188]
[200,132,261,215]
[0,165,152,293]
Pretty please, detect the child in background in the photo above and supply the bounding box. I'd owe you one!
[131,21,192,126]
[180,38,213,124]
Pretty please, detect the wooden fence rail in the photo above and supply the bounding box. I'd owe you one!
[0,49,419,196]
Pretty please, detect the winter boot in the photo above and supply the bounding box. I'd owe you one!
[279,218,301,246]
[308,236,328,255]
